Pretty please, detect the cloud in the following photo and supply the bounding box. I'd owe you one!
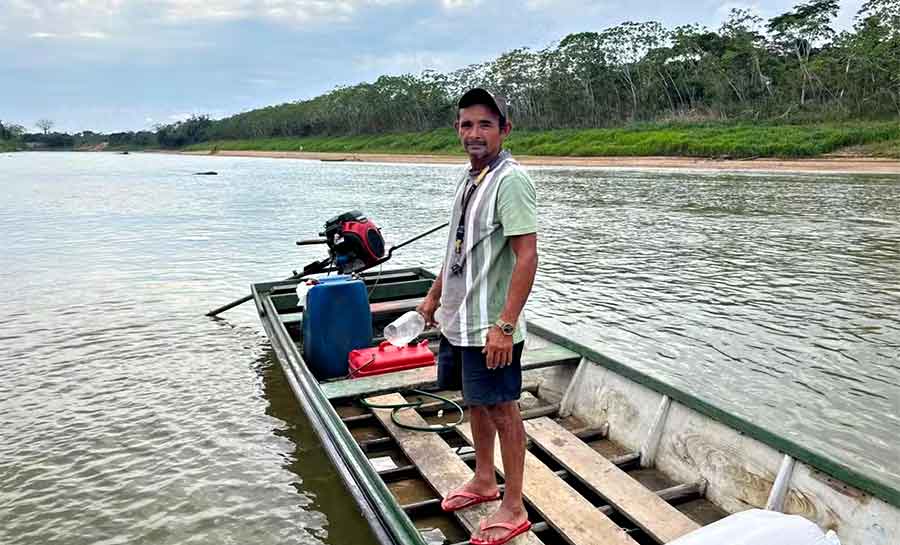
[26,31,109,40]
[168,112,194,122]
[354,50,472,74]
[246,77,280,87]
[441,0,483,9]
[713,0,864,31]
[524,0,559,8]
[715,1,763,20]
[157,0,411,25]
[78,32,109,40]
[7,0,413,34]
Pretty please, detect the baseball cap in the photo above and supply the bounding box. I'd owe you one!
[458,88,508,120]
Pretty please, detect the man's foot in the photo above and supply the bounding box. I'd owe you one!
[440,478,500,512]
[471,503,529,544]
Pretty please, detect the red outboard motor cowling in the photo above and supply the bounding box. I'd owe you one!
[321,211,386,273]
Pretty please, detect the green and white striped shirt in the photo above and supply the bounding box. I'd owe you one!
[439,150,537,347]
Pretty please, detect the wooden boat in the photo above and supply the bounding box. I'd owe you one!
[251,267,899,545]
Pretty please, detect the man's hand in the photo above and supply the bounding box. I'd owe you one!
[482,326,514,369]
[416,295,441,328]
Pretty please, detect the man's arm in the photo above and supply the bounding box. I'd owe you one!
[483,233,538,368]
[498,234,538,325]
[416,266,443,327]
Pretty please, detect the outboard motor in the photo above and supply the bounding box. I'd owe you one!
[321,210,386,274]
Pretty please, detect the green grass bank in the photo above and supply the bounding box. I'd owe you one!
[186,121,900,159]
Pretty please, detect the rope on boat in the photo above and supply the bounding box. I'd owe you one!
[359,389,464,432]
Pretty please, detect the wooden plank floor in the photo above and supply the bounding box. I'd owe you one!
[368,393,545,545]
[525,417,700,543]
[457,422,638,545]
[324,343,580,400]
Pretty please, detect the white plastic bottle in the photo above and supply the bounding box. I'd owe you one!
[295,281,312,307]
[384,311,425,347]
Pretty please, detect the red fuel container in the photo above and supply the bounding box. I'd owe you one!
[348,340,436,378]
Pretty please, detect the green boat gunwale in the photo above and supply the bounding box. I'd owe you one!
[253,278,429,545]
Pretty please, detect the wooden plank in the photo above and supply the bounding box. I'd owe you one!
[525,417,700,543]
[361,271,422,285]
[401,481,704,518]
[368,279,433,302]
[323,343,581,400]
[370,297,421,315]
[457,422,637,545]
[280,297,421,324]
[368,393,545,545]
[280,313,303,324]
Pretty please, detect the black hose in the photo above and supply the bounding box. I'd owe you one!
[360,389,464,432]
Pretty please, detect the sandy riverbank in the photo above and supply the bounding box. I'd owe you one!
[170,149,900,174]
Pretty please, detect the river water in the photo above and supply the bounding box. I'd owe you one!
[1,152,898,544]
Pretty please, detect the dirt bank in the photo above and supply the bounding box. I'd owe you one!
[170,150,900,174]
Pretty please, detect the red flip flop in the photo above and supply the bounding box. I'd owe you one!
[470,519,532,545]
[440,489,501,512]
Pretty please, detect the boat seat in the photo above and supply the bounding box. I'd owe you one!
[368,393,546,545]
[457,421,638,545]
[369,297,421,316]
[524,416,700,542]
[280,297,422,325]
[323,342,581,400]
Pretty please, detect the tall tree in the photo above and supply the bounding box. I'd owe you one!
[767,0,840,106]
[35,119,55,135]
[600,21,668,119]
[846,0,900,113]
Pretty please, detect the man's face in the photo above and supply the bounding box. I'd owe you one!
[455,104,510,162]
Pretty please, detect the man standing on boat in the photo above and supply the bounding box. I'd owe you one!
[417,88,538,545]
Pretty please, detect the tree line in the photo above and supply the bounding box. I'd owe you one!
[0,119,158,150]
[157,0,898,147]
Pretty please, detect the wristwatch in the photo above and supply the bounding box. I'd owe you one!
[494,319,515,336]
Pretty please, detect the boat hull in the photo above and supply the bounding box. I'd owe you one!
[253,268,900,545]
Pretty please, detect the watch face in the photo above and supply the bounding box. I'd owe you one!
[501,323,515,335]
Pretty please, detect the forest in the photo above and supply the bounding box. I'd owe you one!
[171,1,899,146]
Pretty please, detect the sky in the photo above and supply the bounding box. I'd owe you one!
[1,0,866,133]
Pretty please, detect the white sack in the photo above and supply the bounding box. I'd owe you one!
[669,509,840,545]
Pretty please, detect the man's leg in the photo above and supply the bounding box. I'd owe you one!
[441,406,500,509]
[470,404,499,485]
[442,404,501,507]
[440,338,500,510]
[472,400,528,542]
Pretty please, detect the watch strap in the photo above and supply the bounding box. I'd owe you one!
[495,319,515,336]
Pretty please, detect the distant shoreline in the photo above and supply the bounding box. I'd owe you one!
[166,149,900,174]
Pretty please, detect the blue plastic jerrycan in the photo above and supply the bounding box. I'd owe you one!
[301,275,373,379]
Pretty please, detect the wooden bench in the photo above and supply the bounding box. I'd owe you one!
[457,421,638,545]
[525,417,700,543]
[323,343,581,400]
[280,297,422,325]
[368,393,545,545]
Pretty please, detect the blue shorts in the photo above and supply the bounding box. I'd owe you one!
[437,336,524,406]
